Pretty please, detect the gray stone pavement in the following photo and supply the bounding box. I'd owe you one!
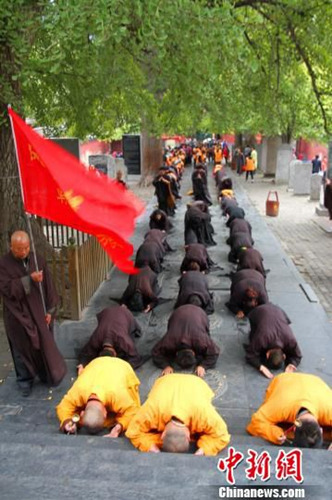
[235,171,332,321]
[0,166,332,499]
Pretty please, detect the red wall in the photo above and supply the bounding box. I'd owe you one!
[80,140,110,165]
[296,138,327,168]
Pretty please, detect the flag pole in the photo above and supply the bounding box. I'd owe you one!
[25,213,47,316]
[8,105,47,318]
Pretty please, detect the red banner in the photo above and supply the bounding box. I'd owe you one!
[8,108,145,274]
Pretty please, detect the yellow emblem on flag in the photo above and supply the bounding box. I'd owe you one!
[97,234,123,250]
[28,144,47,168]
[57,188,84,211]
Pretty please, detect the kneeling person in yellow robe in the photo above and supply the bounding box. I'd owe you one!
[126,373,230,455]
[56,357,140,437]
[247,373,332,448]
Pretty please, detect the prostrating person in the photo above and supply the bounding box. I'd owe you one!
[226,269,268,318]
[152,304,219,378]
[57,357,140,437]
[175,270,214,315]
[77,304,143,372]
[247,373,332,449]
[245,303,302,379]
[180,243,214,273]
[184,201,216,247]
[121,265,160,313]
[126,373,230,455]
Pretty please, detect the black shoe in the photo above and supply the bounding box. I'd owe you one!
[20,385,32,397]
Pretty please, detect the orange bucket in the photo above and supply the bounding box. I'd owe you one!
[266,191,279,217]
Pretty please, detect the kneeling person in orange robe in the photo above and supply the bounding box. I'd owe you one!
[126,373,230,455]
[56,357,140,437]
[247,373,332,448]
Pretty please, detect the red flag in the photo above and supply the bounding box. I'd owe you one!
[8,108,145,274]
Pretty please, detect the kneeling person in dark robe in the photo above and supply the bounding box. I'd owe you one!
[175,270,214,314]
[184,202,216,247]
[237,247,266,277]
[77,304,143,373]
[135,241,164,274]
[180,243,214,273]
[245,303,302,379]
[144,229,172,254]
[152,305,219,378]
[228,231,254,263]
[226,269,268,318]
[149,209,173,233]
[121,266,160,313]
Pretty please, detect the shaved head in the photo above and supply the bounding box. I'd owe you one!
[10,231,30,260]
[11,231,30,245]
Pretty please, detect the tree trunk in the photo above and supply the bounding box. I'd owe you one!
[0,110,26,255]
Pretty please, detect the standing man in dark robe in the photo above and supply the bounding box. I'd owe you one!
[226,269,268,318]
[175,270,214,315]
[153,167,176,216]
[121,265,160,313]
[0,231,67,396]
[152,305,219,378]
[180,243,214,273]
[77,304,143,372]
[245,303,302,379]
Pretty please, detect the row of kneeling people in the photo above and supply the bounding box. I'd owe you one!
[58,167,332,452]
[57,356,332,452]
[219,173,303,381]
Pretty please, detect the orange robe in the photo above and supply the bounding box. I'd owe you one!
[56,357,140,431]
[126,373,230,455]
[247,373,332,444]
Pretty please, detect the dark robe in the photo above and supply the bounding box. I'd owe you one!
[228,218,252,238]
[230,269,265,294]
[153,173,176,216]
[226,206,246,227]
[144,229,171,253]
[175,271,214,315]
[0,251,67,387]
[78,305,143,369]
[221,196,238,216]
[215,168,227,188]
[192,169,212,206]
[135,241,163,273]
[121,266,160,311]
[226,275,268,316]
[184,204,216,247]
[180,243,214,273]
[246,303,302,369]
[228,232,254,263]
[237,248,266,277]
[152,305,219,369]
[149,209,173,233]
[324,184,332,219]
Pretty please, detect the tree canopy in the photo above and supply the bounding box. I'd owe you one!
[1,0,332,140]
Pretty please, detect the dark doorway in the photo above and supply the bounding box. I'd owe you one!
[123,135,141,174]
